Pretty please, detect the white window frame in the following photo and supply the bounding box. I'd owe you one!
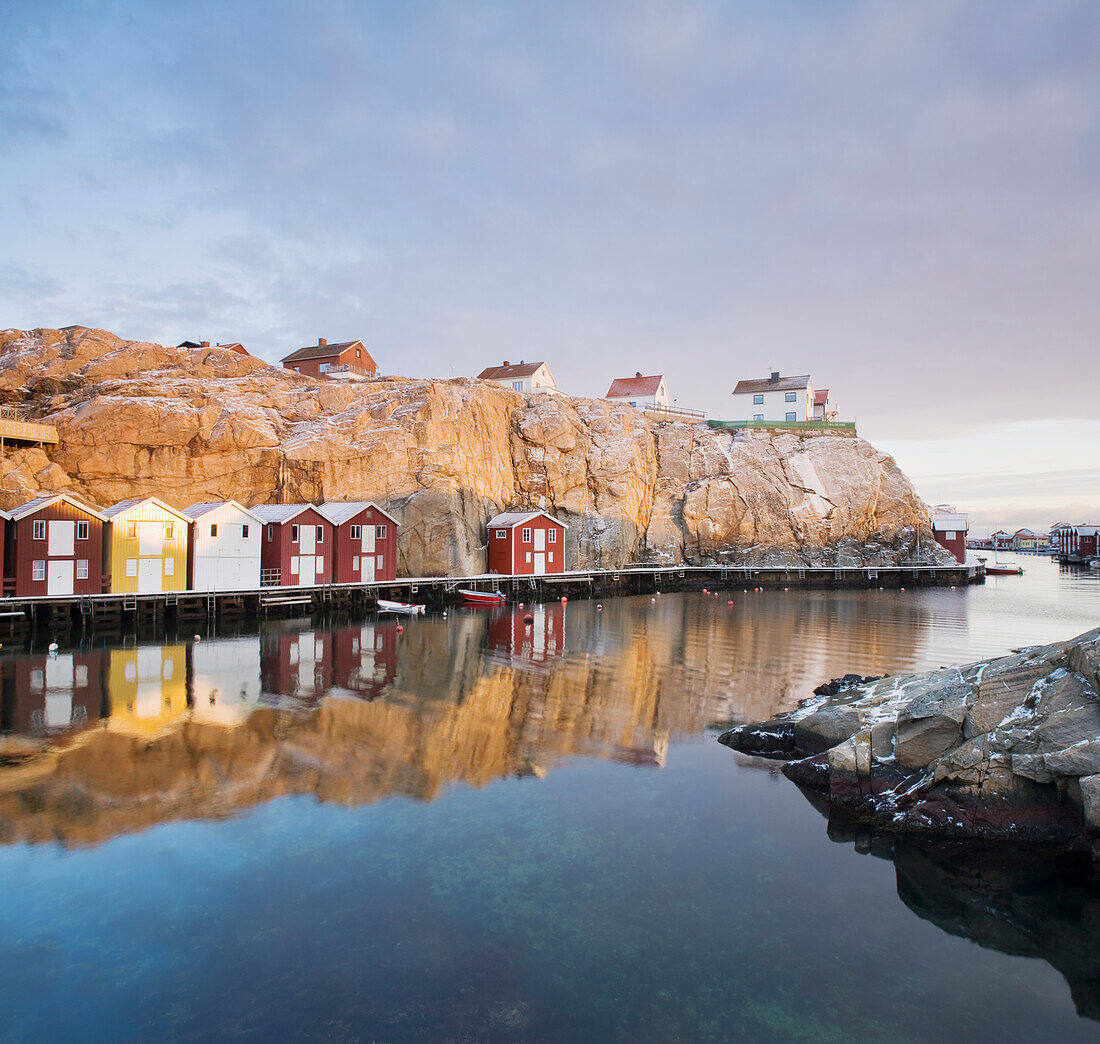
[125,559,137,577]
[33,519,45,540]
[291,524,299,543]
[548,529,557,544]
[32,560,45,581]
[495,529,507,539]
[76,521,89,540]
[752,393,764,405]
[376,524,387,539]
[350,524,361,540]
[316,525,324,543]
[76,559,89,580]
[521,527,531,543]
[164,558,174,576]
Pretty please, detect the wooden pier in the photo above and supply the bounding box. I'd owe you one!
[0,561,982,639]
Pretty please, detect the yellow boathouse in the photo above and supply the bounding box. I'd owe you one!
[104,497,191,594]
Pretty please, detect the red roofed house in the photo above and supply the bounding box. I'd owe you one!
[281,338,378,379]
[178,340,251,356]
[605,373,670,410]
[732,372,815,422]
[319,502,399,583]
[477,360,558,395]
[813,389,837,421]
[487,511,566,576]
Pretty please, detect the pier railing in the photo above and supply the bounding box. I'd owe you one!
[707,419,857,435]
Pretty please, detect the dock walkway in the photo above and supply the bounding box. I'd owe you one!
[0,561,982,638]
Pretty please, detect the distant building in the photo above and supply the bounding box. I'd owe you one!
[477,360,558,395]
[990,530,1012,551]
[732,372,815,422]
[605,373,670,410]
[1056,524,1099,562]
[931,507,968,564]
[813,389,837,421]
[487,510,566,576]
[282,338,378,379]
[1051,522,1075,559]
[178,340,250,356]
[1012,528,1041,551]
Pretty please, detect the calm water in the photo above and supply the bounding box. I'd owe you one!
[1,555,1099,1042]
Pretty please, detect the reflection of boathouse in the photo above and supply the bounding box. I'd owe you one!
[486,603,565,666]
[261,627,332,704]
[4,649,105,737]
[190,636,262,725]
[330,622,398,700]
[107,644,188,735]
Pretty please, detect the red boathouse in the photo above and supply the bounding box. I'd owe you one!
[487,511,566,576]
[251,504,335,587]
[4,494,107,597]
[318,502,399,583]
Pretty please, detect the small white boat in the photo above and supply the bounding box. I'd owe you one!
[458,588,507,606]
[377,598,425,615]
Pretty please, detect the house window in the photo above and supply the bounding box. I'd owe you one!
[376,524,387,539]
[165,522,173,539]
[242,524,249,538]
[291,524,299,543]
[350,524,361,540]
[33,520,45,540]
[128,521,137,538]
[512,381,524,391]
[316,525,324,542]
[290,556,299,574]
[753,414,764,421]
[548,529,557,543]
[785,412,797,421]
[77,521,89,540]
[945,531,956,541]
[753,393,764,405]
[293,366,300,372]
[522,527,531,543]
[785,391,797,402]
[126,559,137,577]
[76,559,89,580]
[352,556,359,572]
[32,560,45,581]
[320,362,330,373]
[210,523,218,537]
[164,558,174,576]
[496,530,507,539]
[526,552,531,563]
[267,525,274,541]
[356,348,361,358]
[316,555,324,572]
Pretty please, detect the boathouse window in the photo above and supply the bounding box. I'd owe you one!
[165,523,174,539]
[548,529,557,543]
[210,524,218,537]
[76,559,89,580]
[753,393,764,405]
[785,391,797,402]
[242,524,249,538]
[317,555,324,572]
[316,525,324,542]
[945,531,956,541]
[496,530,507,539]
[32,560,45,581]
[128,521,137,538]
[33,520,45,540]
[350,525,361,540]
[77,522,89,540]
[522,527,531,543]
[376,524,386,539]
[164,558,174,576]
[291,525,299,543]
[125,559,137,577]
[352,556,359,572]
[753,414,764,421]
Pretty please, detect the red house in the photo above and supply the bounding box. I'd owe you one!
[281,338,377,379]
[318,502,399,583]
[487,511,567,576]
[4,494,107,597]
[251,504,335,587]
[931,508,968,565]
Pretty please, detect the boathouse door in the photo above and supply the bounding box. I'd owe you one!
[138,558,162,592]
[361,523,376,581]
[533,528,546,575]
[47,559,74,596]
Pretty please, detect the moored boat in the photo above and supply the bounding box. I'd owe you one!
[985,565,1024,576]
[458,588,507,605]
[377,598,426,615]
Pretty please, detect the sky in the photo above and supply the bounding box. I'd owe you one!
[1,0,1098,535]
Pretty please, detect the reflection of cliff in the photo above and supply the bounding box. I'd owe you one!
[0,590,943,845]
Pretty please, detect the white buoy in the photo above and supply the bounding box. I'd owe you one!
[48,642,59,653]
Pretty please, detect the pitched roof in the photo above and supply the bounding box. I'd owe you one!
[102,496,192,523]
[606,373,663,398]
[316,501,399,526]
[477,361,545,380]
[181,500,263,523]
[733,374,811,395]
[250,503,323,524]
[487,510,563,529]
[932,512,968,529]
[814,389,830,405]
[281,340,374,365]
[8,493,107,522]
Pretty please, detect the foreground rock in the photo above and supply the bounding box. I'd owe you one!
[0,326,947,575]
[720,626,1100,853]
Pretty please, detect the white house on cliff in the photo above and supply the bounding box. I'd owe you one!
[732,372,816,422]
[605,373,670,410]
[477,360,558,394]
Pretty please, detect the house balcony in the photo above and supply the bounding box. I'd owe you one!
[322,364,376,379]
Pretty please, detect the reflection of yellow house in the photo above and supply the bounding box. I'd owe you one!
[104,497,190,594]
[107,644,188,735]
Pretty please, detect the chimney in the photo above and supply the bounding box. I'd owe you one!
[770,371,780,383]
[503,359,510,367]
[201,341,210,347]
[636,371,642,378]
[318,337,327,347]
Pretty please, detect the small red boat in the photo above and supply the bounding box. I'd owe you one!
[985,565,1024,576]
[459,588,507,605]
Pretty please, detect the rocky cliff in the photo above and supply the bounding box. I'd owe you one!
[0,326,943,575]
[720,626,1100,853]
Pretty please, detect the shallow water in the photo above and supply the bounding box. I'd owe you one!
[1,555,1098,1041]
